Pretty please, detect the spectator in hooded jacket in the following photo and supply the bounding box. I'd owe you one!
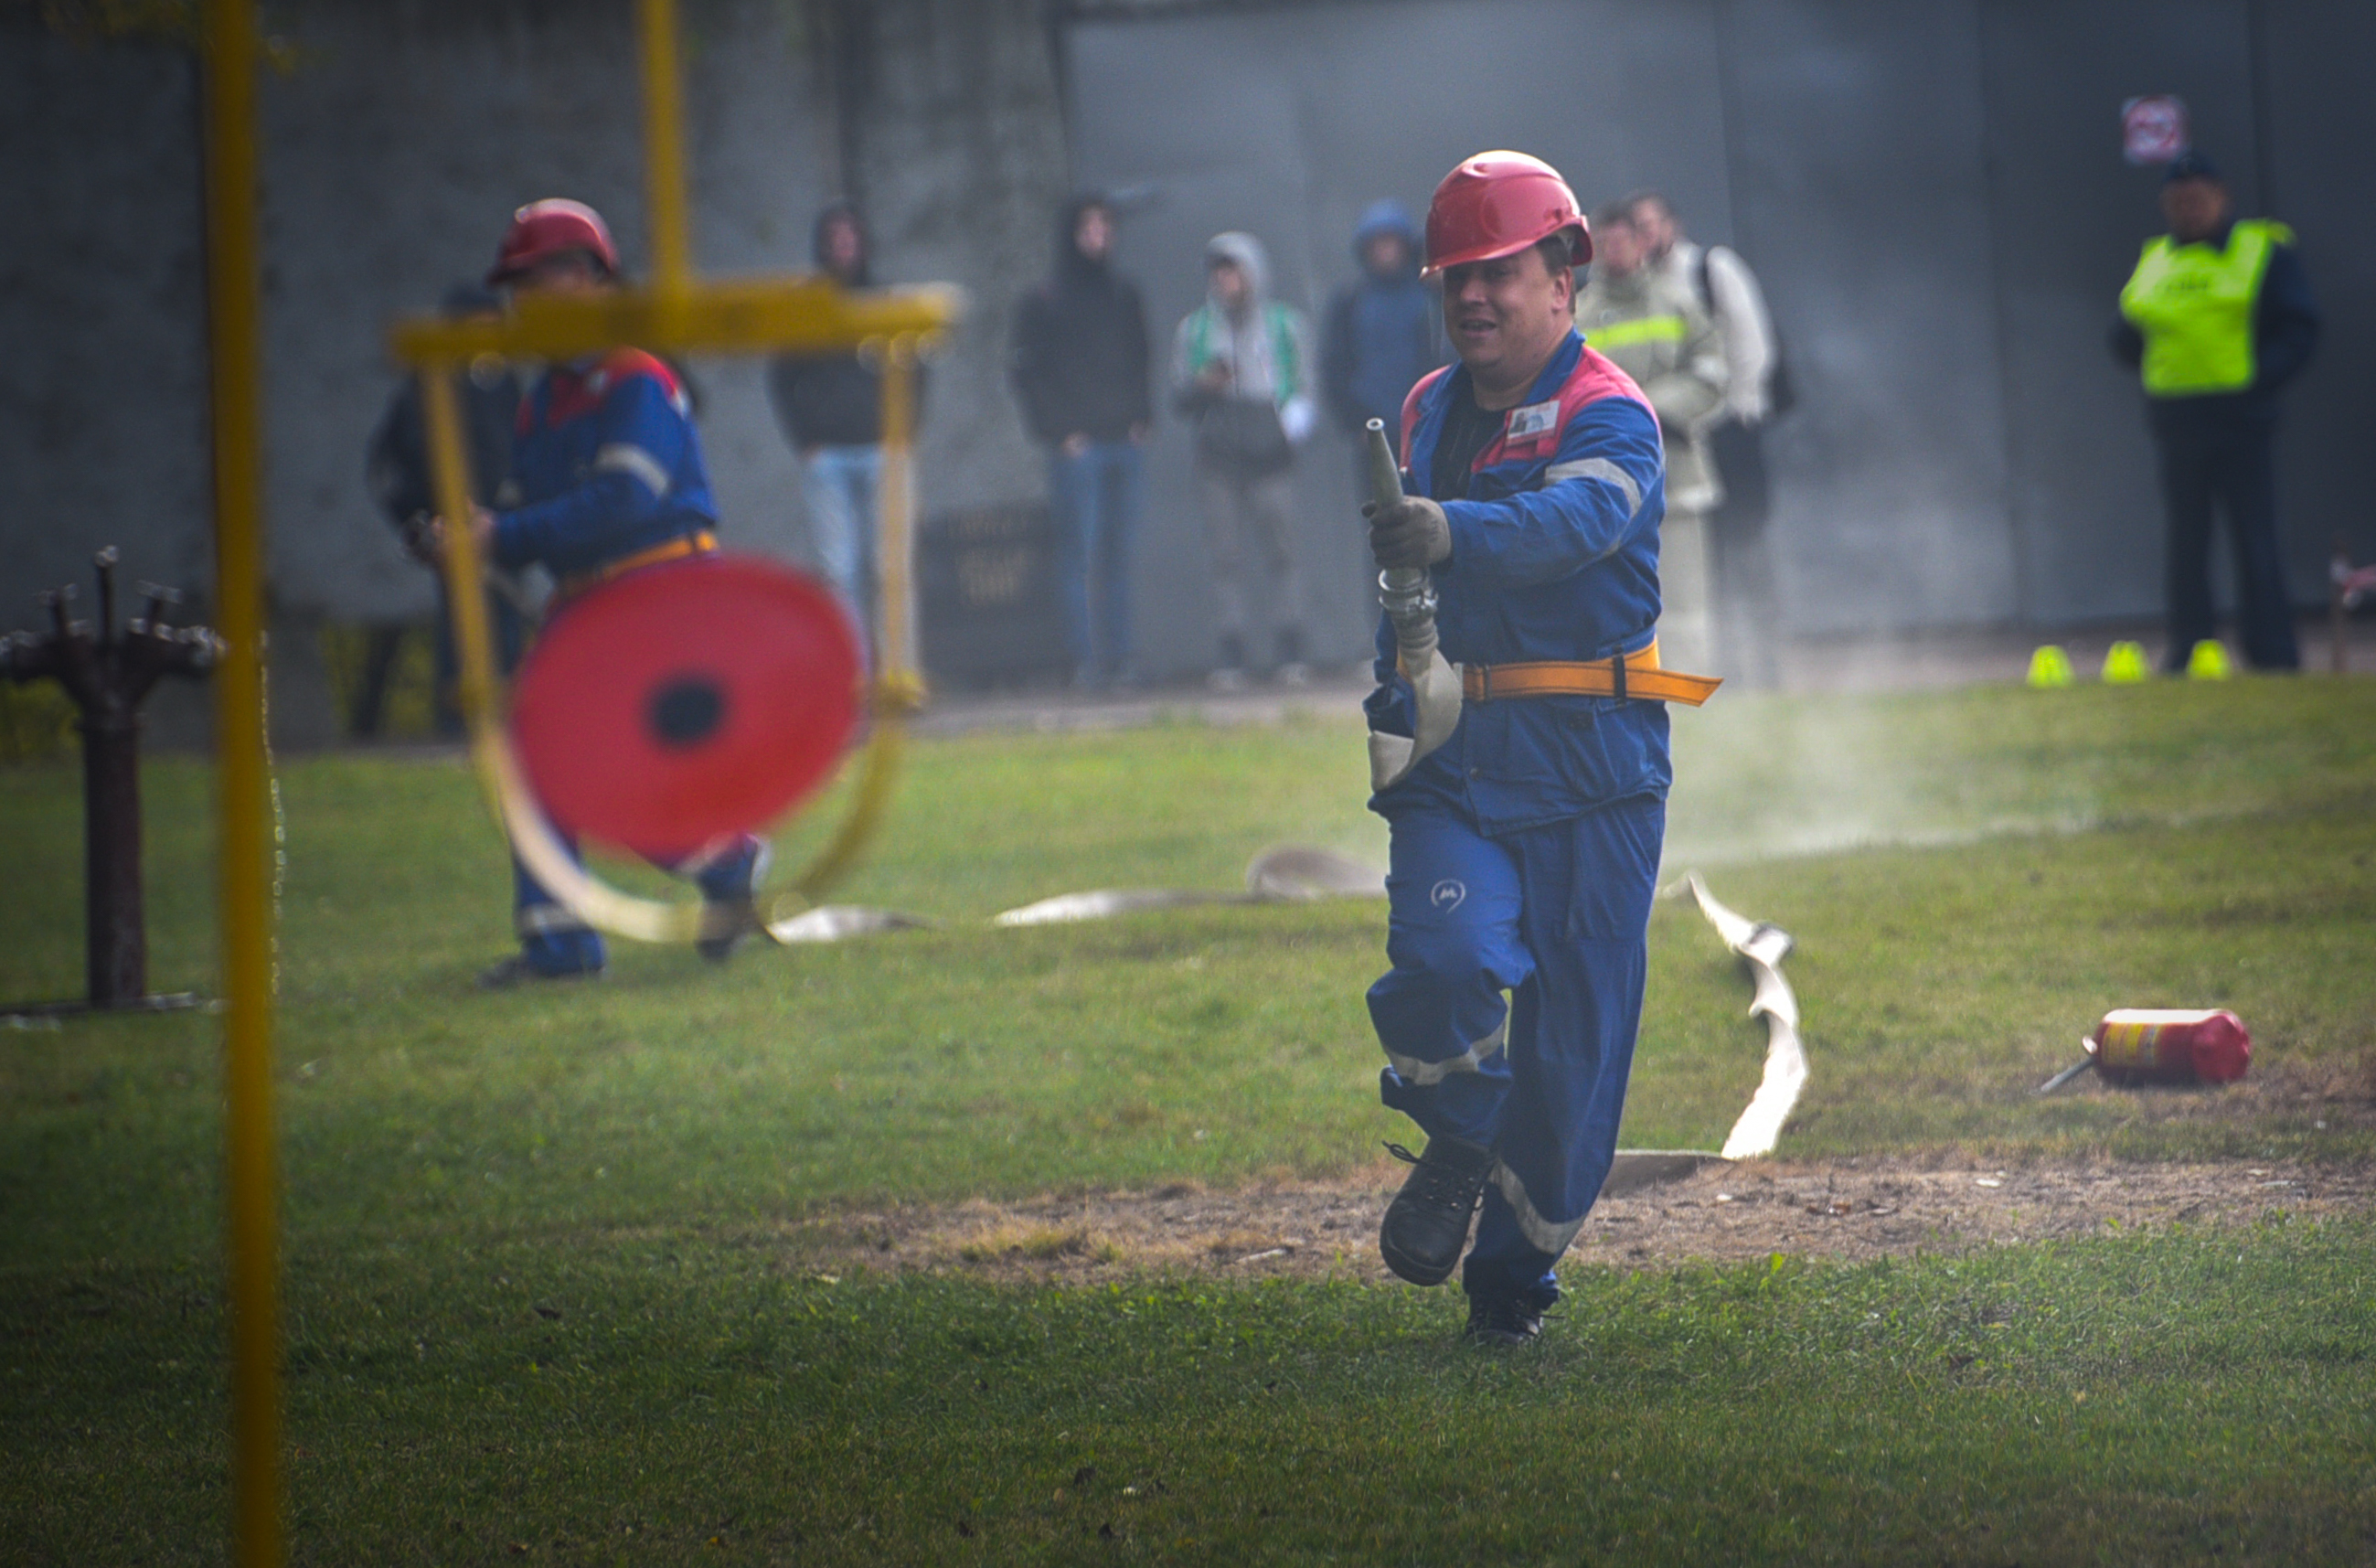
[1174,231,1318,688]
[768,202,923,660]
[1010,194,1156,688]
[1322,200,1444,482]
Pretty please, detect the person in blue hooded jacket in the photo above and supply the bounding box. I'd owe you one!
[1322,201,1444,482]
[1360,153,1719,1347]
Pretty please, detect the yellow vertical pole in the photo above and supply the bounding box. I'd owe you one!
[199,0,281,1563]
[876,341,920,692]
[788,336,921,904]
[637,0,693,302]
[420,367,495,731]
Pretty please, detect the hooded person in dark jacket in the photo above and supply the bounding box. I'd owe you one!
[768,202,922,659]
[1010,194,1155,688]
[1322,201,1443,446]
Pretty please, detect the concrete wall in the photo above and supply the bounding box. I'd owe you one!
[0,0,1060,630]
[1065,0,2375,642]
[5,0,2370,698]
[853,0,1073,518]
[0,32,213,613]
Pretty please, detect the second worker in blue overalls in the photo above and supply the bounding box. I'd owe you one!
[453,199,770,987]
[1362,152,1718,1346]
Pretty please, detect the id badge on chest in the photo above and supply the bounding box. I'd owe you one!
[1505,398,1561,443]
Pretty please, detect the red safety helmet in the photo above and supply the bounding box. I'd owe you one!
[1422,151,1592,276]
[487,198,622,286]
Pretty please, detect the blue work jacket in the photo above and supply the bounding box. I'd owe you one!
[494,348,719,581]
[1365,329,1672,834]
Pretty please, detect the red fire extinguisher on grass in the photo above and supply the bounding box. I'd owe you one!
[2038,1008,2253,1093]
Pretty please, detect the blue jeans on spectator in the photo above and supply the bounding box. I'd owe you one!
[803,444,882,659]
[1049,441,1144,683]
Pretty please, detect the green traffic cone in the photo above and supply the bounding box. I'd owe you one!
[2026,645,2074,688]
[2186,639,2232,680]
[2102,640,2150,684]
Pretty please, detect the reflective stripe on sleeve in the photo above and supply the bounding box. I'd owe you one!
[1491,1158,1591,1257]
[594,443,671,496]
[1544,456,1643,517]
[1383,1022,1508,1087]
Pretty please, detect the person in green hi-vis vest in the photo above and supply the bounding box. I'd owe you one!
[2112,151,2320,672]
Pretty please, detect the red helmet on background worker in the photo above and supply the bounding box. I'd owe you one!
[1422,151,1592,276]
[487,198,622,286]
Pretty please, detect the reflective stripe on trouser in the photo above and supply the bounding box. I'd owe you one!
[1368,795,1663,1300]
[513,827,771,975]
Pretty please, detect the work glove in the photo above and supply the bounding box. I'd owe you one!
[1364,493,1451,571]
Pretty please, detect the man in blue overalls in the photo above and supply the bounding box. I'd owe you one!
[454,199,768,987]
[1361,153,1718,1344]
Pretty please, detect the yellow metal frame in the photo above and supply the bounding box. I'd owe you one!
[201,5,277,1563]
[405,16,954,944]
[202,0,956,1557]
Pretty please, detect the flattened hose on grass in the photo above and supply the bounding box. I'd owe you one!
[776,851,1812,1190]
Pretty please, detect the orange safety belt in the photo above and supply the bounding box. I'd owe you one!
[554,529,718,603]
[1460,641,1721,707]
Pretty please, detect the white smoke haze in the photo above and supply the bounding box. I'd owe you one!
[1661,676,2369,870]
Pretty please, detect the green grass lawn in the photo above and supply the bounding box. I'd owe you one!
[4,677,2374,1563]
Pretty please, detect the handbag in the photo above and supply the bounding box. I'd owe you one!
[1197,394,1292,476]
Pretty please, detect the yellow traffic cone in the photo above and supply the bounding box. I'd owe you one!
[2186,639,2232,680]
[2102,640,2150,684]
[2026,645,2074,688]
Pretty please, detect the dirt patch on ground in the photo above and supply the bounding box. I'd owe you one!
[778,1155,2376,1285]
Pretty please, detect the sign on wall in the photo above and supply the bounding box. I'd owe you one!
[2120,95,2190,164]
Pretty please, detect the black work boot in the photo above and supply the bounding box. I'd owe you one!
[1379,1135,1495,1286]
[695,843,772,965]
[1464,1291,1550,1348]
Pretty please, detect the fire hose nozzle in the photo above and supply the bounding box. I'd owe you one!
[1362,419,1462,793]
[1364,418,1438,656]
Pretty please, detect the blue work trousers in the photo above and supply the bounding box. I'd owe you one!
[1369,793,1664,1302]
[515,832,768,976]
[803,444,883,662]
[1049,442,1144,680]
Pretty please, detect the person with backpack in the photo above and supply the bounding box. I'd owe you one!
[1629,191,1786,686]
[1572,203,1728,676]
[1173,232,1317,688]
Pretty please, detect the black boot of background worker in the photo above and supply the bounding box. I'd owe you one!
[1379,1133,1494,1285]
[1465,1287,1554,1347]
